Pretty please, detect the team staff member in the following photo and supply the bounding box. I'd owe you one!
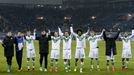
[14,32,24,72]
[103,29,120,71]
[36,30,51,72]
[2,32,15,72]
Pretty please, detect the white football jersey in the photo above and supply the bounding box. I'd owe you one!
[62,35,72,50]
[51,36,61,50]
[75,34,86,48]
[25,35,35,50]
[88,36,99,49]
[88,34,102,49]
[120,35,133,50]
[70,27,88,49]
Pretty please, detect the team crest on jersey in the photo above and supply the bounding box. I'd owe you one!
[64,36,70,42]
[77,36,84,41]
[90,37,96,42]
[124,38,129,42]
[52,37,60,43]
[26,37,32,43]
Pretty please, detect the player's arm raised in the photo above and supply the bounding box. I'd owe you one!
[119,32,124,40]
[83,28,90,37]
[35,29,40,40]
[58,27,63,36]
[103,29,107,40]
[96,29,105,38]
[47,29,51,40]
[128,33,134,39]
[70,26,78,37]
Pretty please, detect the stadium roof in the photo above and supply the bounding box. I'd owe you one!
[0,0,133,5]
[0,0,62,5]
[0,0,133,8]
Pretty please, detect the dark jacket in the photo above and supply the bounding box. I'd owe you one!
[2,36,15,57]
[14,36,24,51]
[103,31,120,56]
[36,34,51,54]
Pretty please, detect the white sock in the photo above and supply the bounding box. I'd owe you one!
[125,61,128,68]
[55,61,58,69]
[32,60,35,68]
[91,65,93,69]
[27,61,30,69]
[97,65,99,69]
[64,62,68,69]
[80,62,84,69]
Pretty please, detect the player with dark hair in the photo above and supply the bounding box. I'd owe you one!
[70,26,89,73]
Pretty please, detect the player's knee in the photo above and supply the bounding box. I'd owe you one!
[91,58,93,60]
[96,58,98,60]
[51,59,54,62]
[64,59,67,62]
[126,58,129,61]
[122,58,125,61]
[80,59,84,62]
[75,59,79,62]
[27,58,30,61]
[32,58,35,61]
[55,59,58,62]
[107,60,109,63]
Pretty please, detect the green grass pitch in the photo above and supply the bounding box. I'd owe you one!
[0,40,134,75]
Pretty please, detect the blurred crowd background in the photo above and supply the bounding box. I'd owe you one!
[0,0,134,34]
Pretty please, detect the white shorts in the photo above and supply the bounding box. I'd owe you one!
[106,50,114,60]
[51,50,60,59]
[63,50,71,59]
[26,49,36,58]
[89,48,98,58]
[75,48,85,59]
[122,50,132,58]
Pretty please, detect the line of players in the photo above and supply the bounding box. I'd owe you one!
[1,26,134,73]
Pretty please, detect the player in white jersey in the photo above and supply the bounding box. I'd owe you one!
[24,29,36,71]
[58,27,72,72]
[82,37,87,49]
[87,29,104,71]
[119,32,134,70]
[50,30,61,72]
[70,26,89,73]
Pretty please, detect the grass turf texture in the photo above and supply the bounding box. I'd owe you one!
[0,40,134,75]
